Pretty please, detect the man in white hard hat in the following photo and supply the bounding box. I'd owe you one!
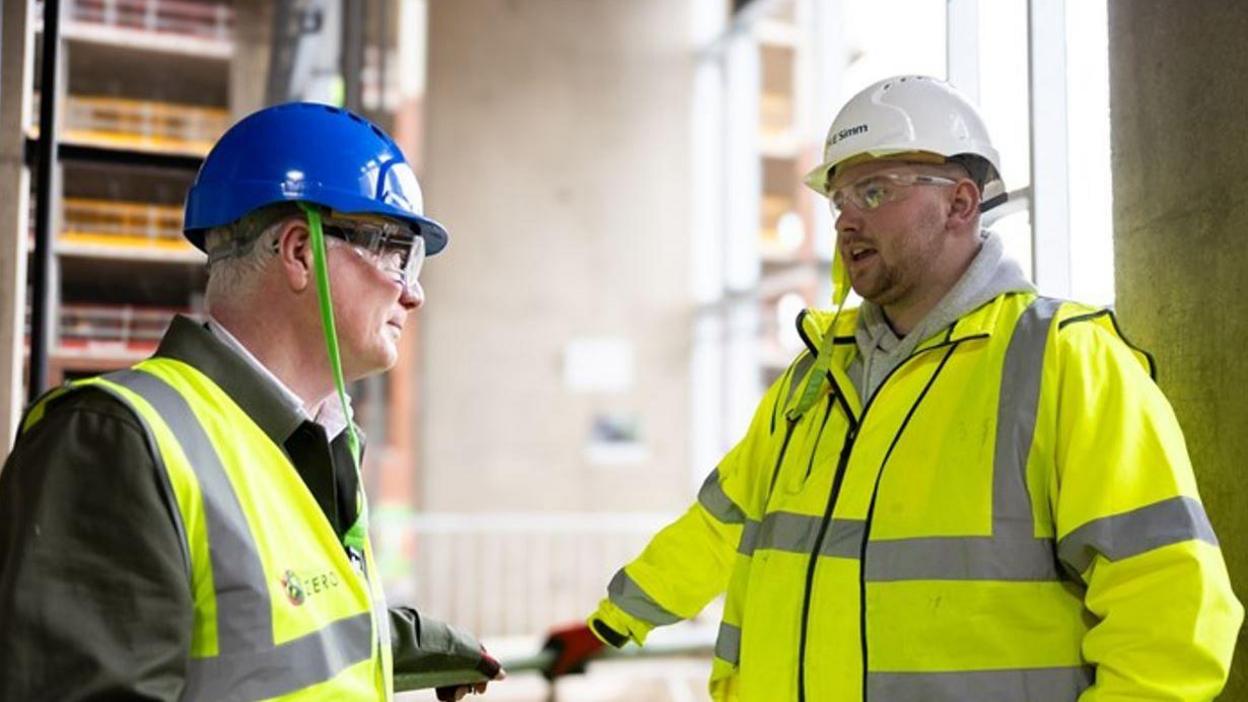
[541,75,1242,700]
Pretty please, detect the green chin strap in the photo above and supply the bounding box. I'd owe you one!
[299,202,369,552]
[786,246,852,422]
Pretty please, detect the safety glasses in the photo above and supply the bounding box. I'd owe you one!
[828,171,959,218]
[321,215,425,294]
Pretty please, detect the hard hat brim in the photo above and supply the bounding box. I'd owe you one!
[184,185,449,256]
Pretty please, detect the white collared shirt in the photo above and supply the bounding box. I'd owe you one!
[205,317,352,439]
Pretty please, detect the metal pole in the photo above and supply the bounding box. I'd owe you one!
[377,0,386,111]
[266,0,297,104]
[341,0,364,112]
[28,0,61,402]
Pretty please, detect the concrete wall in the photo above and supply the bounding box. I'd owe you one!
[1109,1,1248,693]
[420,0,695,512]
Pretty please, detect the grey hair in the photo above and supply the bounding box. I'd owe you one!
[203,205,299,306]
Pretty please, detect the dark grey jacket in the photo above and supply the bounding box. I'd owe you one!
[0,316,479,700]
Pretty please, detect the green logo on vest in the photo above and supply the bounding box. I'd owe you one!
[280,568,341,606]
[281,570,306,606]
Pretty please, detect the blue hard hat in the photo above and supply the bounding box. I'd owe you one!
[183,102,448,255]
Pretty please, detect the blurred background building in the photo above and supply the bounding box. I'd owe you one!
[0,0,1243,700]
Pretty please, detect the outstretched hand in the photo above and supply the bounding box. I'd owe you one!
[539,621,623,680]
[435,646,505,700]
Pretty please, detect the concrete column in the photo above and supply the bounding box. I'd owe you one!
[421,0,695,512]
[1109,1,1248,691]
[0,0,33,451]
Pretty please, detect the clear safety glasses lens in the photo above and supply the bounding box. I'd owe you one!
[324,220,425,293]
[828,172,958,218]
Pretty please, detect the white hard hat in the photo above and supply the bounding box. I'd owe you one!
[804,75,1005,209]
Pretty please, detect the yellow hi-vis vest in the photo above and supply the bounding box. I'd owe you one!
[592,294,1242,701]
[24,357,394,701]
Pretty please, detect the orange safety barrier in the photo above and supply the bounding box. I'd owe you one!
[61,198,193,252]
[32,94,229,156]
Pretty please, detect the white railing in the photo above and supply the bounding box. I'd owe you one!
[384,512,719,701]
[377,512,695,639]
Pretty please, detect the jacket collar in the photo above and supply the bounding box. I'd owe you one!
[793,294,1028,422]
[154,315,306,446]
[798,293,1019,356]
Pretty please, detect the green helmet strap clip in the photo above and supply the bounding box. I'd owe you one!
[300,202,369,552]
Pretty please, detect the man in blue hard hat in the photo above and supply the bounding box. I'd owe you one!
[0,103,502,701]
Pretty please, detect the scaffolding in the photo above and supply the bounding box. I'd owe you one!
[61,198,192,251]
[33,94,230,156]
[38,0,235,40]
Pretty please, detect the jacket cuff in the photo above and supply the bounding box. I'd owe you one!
[588,599,654,647]
[390,606,484,674]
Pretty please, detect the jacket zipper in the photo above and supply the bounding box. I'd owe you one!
[792,318,981,701]
[796,420,857,702]
[854,344,959,701]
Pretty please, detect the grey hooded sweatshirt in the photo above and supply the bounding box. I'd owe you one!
[847,230,1035,402]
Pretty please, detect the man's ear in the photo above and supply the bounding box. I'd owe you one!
[275,218,313,292]
[946,179,981,229]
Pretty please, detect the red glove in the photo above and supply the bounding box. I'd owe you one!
[476,646,503,679]
[540,620,624,679]
[435,646,503,701]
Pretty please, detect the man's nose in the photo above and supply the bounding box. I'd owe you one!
[835,207,861,236]
[399,280,424,310]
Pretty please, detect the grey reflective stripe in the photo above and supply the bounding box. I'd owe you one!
[992,297,1062,539]
[865,536,1058,581]
[745,300,1070,580]
[714,622,741,665]
[819,519,866,559]
[607,569,681,626]
[738,518,761,555]
[698,468,746,525]
[104,369,374,699]
[862,298,1063,582]
[755,511,820,555]
[739,511,864,558]
[106,370,272,653]
[184,612,373,701]
[867,665,1093,702]
[1058,495,1218,577]
[75,380,192,574]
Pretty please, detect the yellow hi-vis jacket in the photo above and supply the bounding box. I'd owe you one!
[23,357,394,701]
[591,293,1242,701]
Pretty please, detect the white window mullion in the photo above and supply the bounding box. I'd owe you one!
[1028,0,1072,297]
[723,31,762,294]
[946,0,981,101]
